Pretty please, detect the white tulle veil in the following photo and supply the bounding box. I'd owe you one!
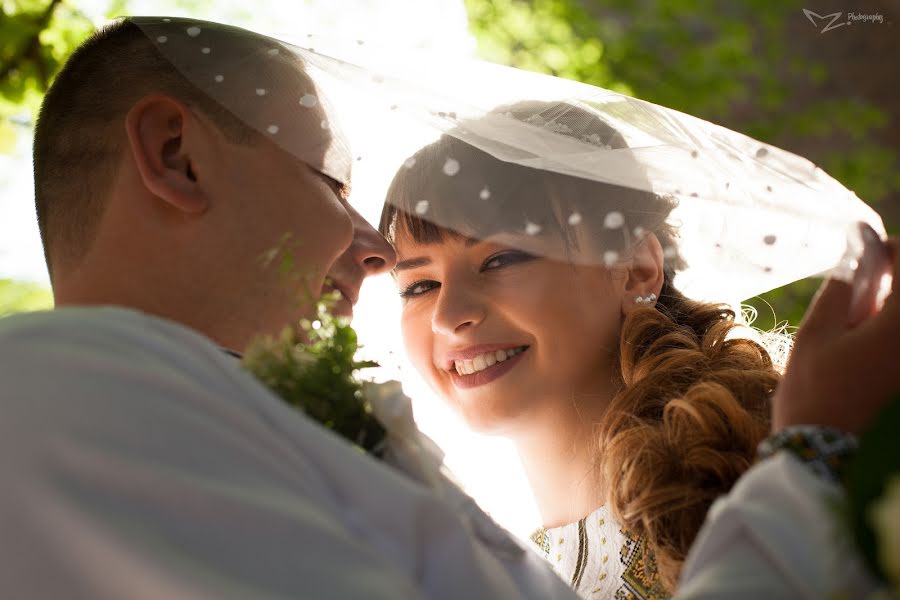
[130,16,884,305]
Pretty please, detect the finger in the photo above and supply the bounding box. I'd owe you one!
[873,237,900,318]
[798,275,853,336]
[831,312,900,410]
[849,224,891,326]
[846,237,900,367]
[888,237,899,295]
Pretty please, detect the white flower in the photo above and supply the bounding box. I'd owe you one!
[363,380,445,490]
[363,380,524,559]
[870,475,900,587]
[363,381,415,439]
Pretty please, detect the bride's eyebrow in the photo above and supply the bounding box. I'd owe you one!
[393,256,430,272]
[393,237,483,273]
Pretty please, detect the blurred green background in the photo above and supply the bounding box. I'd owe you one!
[2,0,898,325]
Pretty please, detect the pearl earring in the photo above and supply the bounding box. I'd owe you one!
[634,293,657,304]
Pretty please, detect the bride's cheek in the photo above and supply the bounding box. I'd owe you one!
[400,317,431,373]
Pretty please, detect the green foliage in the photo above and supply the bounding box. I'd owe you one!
[465,0,631,94]
[842,394,900,584]
[465,0,899,327]
[241,297,387,454]
[0,278,53,315]
[0,0,99,151]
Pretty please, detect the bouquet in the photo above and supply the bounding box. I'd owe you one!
[240,294,448,492]
[241,297,387,455]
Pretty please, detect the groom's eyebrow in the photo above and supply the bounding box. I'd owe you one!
[394,237,482,272]
[321,173,351,200]
[307,165,351,200]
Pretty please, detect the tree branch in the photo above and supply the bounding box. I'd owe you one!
[0,0,65,85]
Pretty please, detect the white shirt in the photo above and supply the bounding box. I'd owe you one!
[0,307,883,599]
[0,307,577,599]
[679,452,882,600]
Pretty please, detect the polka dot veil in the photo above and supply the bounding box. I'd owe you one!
[132,16,885,303]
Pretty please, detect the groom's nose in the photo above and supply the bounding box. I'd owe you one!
[346,203,397,276]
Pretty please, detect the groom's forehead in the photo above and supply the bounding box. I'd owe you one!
[240,79,352,185]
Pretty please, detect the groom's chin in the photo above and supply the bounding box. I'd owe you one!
[331,295,354,318]
[319,281,356,318]
[319,291,354,319]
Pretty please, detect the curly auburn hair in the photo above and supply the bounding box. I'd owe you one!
[601,278,776,591]
[379,101,780,593]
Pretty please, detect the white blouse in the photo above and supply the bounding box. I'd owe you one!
[532,455,886,600]
[531,505,669,599]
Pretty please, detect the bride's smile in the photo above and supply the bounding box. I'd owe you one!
[445,343,530,388]
[391,227,626,434]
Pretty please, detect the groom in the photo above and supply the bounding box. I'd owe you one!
[1,16,897,598]
[2,18,577,599]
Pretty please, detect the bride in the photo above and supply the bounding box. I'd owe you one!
[378,101,784,598]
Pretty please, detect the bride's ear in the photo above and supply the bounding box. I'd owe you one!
[125,95,210,214]
[621,232,665,315]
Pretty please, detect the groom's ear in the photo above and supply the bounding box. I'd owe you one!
[620,232,665,315]
[125,95,209,214]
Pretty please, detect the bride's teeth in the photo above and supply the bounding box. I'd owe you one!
[453,346,528,375]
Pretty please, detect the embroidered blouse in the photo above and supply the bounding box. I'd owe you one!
[530,505,669,599]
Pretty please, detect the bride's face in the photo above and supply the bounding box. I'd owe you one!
[393,227,625,434]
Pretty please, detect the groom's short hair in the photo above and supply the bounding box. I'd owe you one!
[33,18,318,278]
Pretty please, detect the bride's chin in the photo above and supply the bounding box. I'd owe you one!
[456,399,524,436]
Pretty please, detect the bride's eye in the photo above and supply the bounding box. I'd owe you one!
[482,251,534,271]
[399,280,438,299]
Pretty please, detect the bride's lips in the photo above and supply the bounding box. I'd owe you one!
[447,346,530,390]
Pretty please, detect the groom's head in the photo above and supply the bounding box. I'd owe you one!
[34,18,394,351]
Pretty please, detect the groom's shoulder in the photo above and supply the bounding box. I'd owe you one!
[0,305,218,360]
[0,305,241,403]
[0,305,147,340]
[0,305,283,452]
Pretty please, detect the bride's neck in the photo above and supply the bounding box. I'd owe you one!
[512,399,608,529]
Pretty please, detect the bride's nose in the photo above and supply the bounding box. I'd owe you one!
[431,280,487,336]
